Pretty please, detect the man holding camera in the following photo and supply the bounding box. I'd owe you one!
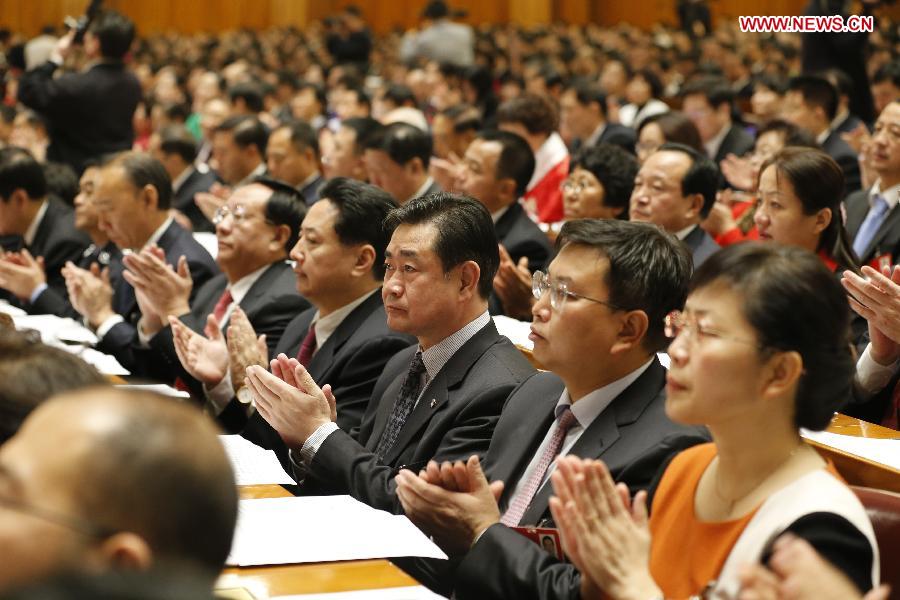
[18,10,142,174]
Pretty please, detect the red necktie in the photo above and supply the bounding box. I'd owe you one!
[296,325,317,367]
[212,289,233,324]
[501,407,578,526]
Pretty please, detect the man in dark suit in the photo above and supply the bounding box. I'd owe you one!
[783,75,862,194]
[845,100,900,269]
[681,77,754,168]
[130,180,309,391]
[25,163,120,318]
[64,152,218,371]
[243,193,535,513]
[0,147,89,309]
[629,143,720,268]
[204,179,415,460]
[363,122,441,203]
[152,126,218,232]
[559,81,636,154]
[824,69,867,136]
[394,219,708,599]
[17,11,142,175]
[266,121,324,206]
[456,131,552,315]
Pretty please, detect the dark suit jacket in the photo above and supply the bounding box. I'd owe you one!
[300,173,325,206]
[140,260,308,388]
[97,220,219,370]
[301,320,535,513]
[713,124,755,165]
[489,203,553,316]
[844,188,900,266]
[31,241,120,318]
[240,291,416,469]
[834,114,866,137]
[173,167,218,233]
[683,225,720,268]
[0,198,90,309]
[597,123,637,154]
[18,61,142,174]
[407,361,709,600]
[822,130,862,194]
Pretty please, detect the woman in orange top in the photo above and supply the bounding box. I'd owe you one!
[549,243,879,600]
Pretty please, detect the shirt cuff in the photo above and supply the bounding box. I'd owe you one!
[136,319,158,348]
[299,421,340,467]
[95,315,125,339]
[855,343,900,395]
[203,371,234,416]
[29,283,48,305]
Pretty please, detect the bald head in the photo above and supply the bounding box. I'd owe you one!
[0,389,237,592]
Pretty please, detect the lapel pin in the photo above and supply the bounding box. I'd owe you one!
[430,398,437,409]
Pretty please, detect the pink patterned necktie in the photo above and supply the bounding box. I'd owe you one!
[501,407,578,527]
[212,289,233,324]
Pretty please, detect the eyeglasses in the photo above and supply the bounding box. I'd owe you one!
[664,310,762,348]
[560,179,594,195]
[0,493,114,539]
[532,270,622,312]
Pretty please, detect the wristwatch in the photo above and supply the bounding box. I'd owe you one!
[236,385,254,405]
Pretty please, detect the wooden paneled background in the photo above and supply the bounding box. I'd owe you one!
[4,0,896,36]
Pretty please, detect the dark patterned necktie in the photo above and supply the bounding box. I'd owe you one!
[374,352,427,460]
[296,325,317,367]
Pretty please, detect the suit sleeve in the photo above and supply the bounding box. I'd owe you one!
[455,524,581,600]
[307,382,514,514]
[29,286,78,319]
[17,62,66,114]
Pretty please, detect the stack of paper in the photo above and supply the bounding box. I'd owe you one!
[801,428,900,471]
[227,496,448,566]
[219,435,295,486]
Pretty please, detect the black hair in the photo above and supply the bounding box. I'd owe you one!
[822,68,854,100]
[753,73,788,95]
[873,61,900,87]
[637,111,705,155]
[759,147,860,273]
[276,120,320,158]
[566,80,608,117]
[556,219,692,352]
[570,144,639,218]
[384,192,499,299]
[657,142,719,218]
[755,119,818,148]
[690,243,854,430]
[367,122,433,169]
[318,177,399,278]
[216,116,269,157]
[106,151,173,210]
[440,104,482,133]
[787,75,839,121]
[475,130,535,197]
[297,80,327,112]
[345,86,372,112]
[681,76,735,109]
[228,82,265,114]
[0,331,106,445]
[381,83,417,108]
[496,93,559,135]
[43,162,79,206]
[254,176,307,252]
[632,68,664,100]
[158,126,199,164]
[341,117,382,155]
[88,10,135,60]
[0,147,47,201]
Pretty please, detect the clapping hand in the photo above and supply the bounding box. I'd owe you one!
[63,261,115,327]
[494,244,535,321]
[226,307,268,393]
[842,265,900,365]
[170,314,229,386]
[0,249,46,301]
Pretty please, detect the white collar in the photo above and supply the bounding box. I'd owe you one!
[491,205,510,224]
[143,216,175,250]
[408,176,435,202]
[172,166,193,193]
[298,170,322,190]
[816,126,832,147]
[704,122,731,160]
[420,311,491,379]
[555,357,655,429]
[831,109,850,132]
[228,262,273,305]
[870,180,900,211]
[311,288,380,350]
[237,162,266,187]
[23,200,49,247]
[584,122,607,147]
[675,224,698,240]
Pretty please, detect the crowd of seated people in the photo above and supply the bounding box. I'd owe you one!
[1,0,899,597]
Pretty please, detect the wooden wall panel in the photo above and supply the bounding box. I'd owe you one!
[4,0,896,36]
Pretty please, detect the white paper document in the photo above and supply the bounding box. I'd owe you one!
[117,384,191,399]
[281,586,448,599]
[226,496,448,566]
[802,428,900,471]
[0,301,26,317]
[74,347,130,376]
[11,314,99,345]
[219,435,295,486]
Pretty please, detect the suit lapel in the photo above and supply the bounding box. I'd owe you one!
[491,397,557,506]
[307,291,382,381]
[493,203,520,243]
[845,190,872,236]
[862,204,900,260]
